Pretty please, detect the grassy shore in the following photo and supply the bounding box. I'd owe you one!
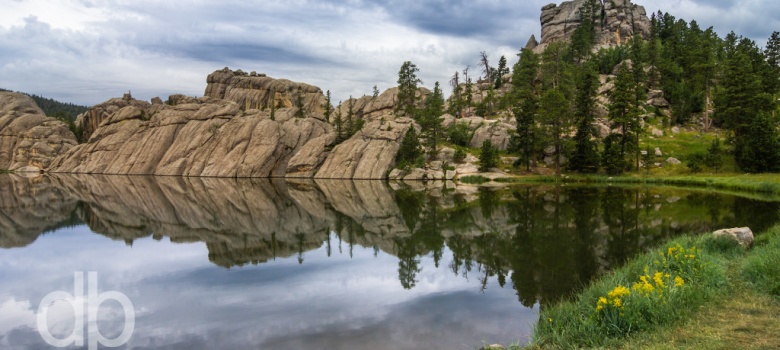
[513,225,780,349]
[495,173,780,198]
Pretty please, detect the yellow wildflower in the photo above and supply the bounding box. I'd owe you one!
[608,285,631,299]
[612,298,623,308]
[674,276,685,287]
[653,272,665,288]
[596,297,608,311]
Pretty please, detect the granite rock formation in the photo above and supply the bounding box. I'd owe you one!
[50,95,332,177]
[534,0,651,53]
[204,67,328,118]
[0,92,77,172]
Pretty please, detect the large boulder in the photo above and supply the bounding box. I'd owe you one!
[0,92,77,171]
[470,121,513,151]
[713,227,754,248]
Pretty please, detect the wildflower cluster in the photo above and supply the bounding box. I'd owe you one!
[591,243,703,336]
[631,269,686,298]
[596,285,630,312]
[654,243,702,281]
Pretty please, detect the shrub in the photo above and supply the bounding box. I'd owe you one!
[396,126,422,169]
[479,140,499,172]
[453,147,466,163]
[448,122,472,147]
[686,152,706,173]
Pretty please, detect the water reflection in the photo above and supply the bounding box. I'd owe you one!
[1,174,779,348]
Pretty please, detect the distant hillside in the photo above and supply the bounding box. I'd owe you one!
[0,87,88,122]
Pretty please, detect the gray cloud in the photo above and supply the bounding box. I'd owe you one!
[0,0,776,106]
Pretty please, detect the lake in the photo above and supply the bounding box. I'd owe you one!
[1,174,778,349]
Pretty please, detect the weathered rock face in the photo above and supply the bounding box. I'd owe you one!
[0,92,77,171]
[75,94,151,142]
[534,0,651,53]
[315,117,416,179]
[204,67,328,118]
[50,95,333,177]
[470,120,514,151]
[335,87,430,123]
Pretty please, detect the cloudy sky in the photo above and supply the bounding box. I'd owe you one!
[1,0,778,106]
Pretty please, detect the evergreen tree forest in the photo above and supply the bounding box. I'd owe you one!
[387,0,780,175]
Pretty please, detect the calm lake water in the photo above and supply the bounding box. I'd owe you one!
[1,174,778,349]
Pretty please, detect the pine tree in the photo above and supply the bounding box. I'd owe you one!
[397,126,422,168]
[608,65,641,170]
[345,96,355,136]
[479,140,499,172]
[294,86,305,118]
[739,112,780,173]
[765,31,780,116]
[647,13,662,89]
[569,61,600,173]
[602,133,625,175]
[541,41,573,93]
[334,102,344,143]
[494,55,509,88]
[568,0,600,62]
[396,61,422,118]
[704,136,724,172]
[511,49,541,171]
[463,66,474,113]
[449,71,463,117]
[323,90,332,122]
[540,88,571,176]
[419,82,445,158]
[716,34,774,156]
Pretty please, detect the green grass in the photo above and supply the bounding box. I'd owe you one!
[519,225,780,349]
[495,173,780,199]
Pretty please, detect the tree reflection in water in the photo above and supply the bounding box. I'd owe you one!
[1,174,778,308]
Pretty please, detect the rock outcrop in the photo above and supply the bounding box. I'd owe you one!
[315,117,416,179]
[50,95,333,177]
[75,93,151,142]
[0,92,77,172]
[534,0,651,54]
[204,67,328,118]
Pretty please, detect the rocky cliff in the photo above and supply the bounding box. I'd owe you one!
[529,0,651,53]
[50,94,333,177]
[41,69,439,179]
[204,67,327,116]
[0,92,77,172]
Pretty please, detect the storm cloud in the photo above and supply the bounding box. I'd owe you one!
[0,0,776,106]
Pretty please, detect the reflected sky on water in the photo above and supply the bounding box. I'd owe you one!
[1,174,778,349]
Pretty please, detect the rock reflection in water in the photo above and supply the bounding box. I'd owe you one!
[1,174,778,307]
